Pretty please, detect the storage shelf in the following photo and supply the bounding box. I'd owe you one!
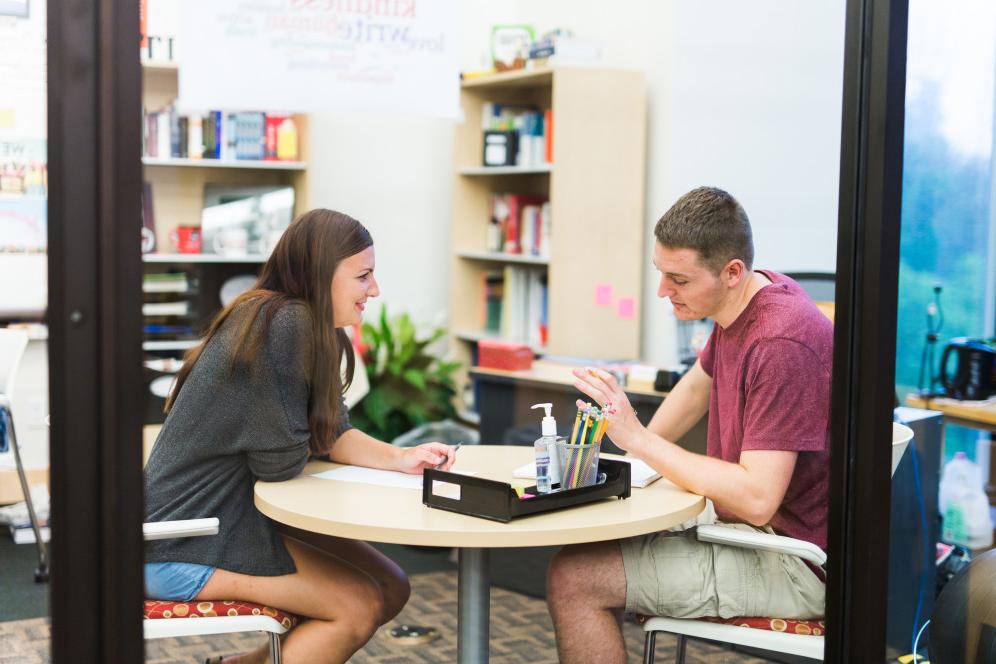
[461,68,554,90]
[142,157,307,170]
[458,165,552,176]
[142,60,179,71]
[142,340,199,351]
[457,250,549,266]
[454,329,544,353]
[143,253,268,264]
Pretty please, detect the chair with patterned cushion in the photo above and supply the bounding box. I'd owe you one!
[143,518,297,663]
[642,423,915,663]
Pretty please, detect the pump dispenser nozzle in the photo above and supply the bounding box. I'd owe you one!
[531,402,557,436]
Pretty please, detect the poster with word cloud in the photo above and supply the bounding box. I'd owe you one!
[179,0,458,118]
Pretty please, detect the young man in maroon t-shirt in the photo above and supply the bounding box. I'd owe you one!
[546,187,832,664]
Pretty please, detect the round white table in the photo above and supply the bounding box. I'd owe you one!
[254,445,704,663]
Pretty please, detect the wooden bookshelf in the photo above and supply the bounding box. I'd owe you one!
[449,66,647,408]
[140,61,311,424]
[141,62,311,251]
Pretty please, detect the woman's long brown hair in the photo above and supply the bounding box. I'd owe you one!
[164,209,373,455]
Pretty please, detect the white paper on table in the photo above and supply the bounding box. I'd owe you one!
[312,465,475,490]
[513,456,662,488]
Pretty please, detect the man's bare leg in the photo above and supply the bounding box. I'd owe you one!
[547,540,628,664]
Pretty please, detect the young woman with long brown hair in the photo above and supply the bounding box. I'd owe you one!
[143,209,456,664]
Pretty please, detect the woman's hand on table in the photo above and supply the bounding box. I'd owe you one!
[396,441,457,474]
[572,367,643,452]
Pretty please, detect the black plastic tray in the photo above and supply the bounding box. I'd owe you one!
[422,458,631,523]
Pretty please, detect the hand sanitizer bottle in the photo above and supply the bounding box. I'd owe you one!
[531,403,561,494]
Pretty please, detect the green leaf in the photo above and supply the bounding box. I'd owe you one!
[402,369,426,390]
[361,386,392,431]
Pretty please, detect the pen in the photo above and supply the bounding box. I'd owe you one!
[435,442,462,470]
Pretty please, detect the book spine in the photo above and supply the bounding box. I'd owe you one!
[544,108,553,164]
[188,116,203,159]
[178,116,188,158]
[156,111,170,159]
[265,114,282,160]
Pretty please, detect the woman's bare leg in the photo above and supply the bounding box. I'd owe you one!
[195,536,387,664]
[275,523,411,623]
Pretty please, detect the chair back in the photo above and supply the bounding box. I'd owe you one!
[0,329,29,399]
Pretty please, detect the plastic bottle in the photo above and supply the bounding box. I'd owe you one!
[939,451,994,549]
[531,403,561,494]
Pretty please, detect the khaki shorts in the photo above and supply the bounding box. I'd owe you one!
[620,520,825,620]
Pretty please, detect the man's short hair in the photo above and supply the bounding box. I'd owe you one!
[654,187,754,273]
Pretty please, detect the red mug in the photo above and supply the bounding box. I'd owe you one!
[169,226,202,254]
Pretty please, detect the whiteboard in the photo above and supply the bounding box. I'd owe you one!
[178,0,459,118]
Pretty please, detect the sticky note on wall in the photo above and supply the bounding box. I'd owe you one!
[595,283,613,307]
[617,297,636,319]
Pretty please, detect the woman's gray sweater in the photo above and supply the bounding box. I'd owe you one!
[143,301,351,576]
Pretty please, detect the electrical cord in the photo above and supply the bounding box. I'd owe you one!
[913,618,931,663]
[895,410,932,661]
[909,435,931,660]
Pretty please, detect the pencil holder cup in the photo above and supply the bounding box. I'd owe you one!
[555,440,601,490]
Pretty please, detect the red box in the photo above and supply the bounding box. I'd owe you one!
[477,339,534,371]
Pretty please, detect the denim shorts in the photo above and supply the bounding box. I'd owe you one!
[144,562,216,601]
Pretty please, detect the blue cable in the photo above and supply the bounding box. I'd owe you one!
[909,439,930,659]
[913,619,931,663]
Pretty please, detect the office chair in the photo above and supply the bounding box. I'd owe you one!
[641,423,914,663]
[784,272,836,322]
[143,518,296,663]
[0,328,48,582]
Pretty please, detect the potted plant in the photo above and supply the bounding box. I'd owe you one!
[350,306,462,443]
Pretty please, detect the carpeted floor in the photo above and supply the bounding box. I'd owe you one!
[0,571,769,663]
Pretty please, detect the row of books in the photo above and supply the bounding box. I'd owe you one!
[481,103,552,167]
[489,194,551,257]
[143,107,300,162]
[483,267,548,349]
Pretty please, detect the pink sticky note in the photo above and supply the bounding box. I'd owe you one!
[595,283,613,307]
[617,297,636,319]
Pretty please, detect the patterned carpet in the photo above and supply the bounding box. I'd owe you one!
[0,571,769,663]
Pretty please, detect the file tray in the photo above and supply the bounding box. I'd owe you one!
[422,458,631,523]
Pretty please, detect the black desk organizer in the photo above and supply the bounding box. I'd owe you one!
[422,458,631,523]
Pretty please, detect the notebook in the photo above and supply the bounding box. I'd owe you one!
[512,455,662,488]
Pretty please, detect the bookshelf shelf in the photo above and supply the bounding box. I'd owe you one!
[461,68,554,90]
[142,157,307,170]
[141,60,179,71]
[458,165,552,176]
[448,66,647,409]
[142,340,200,352]
[456,250,549,266]
[143,253,269,264]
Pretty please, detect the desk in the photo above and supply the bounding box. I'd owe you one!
[254,445,705,663]
[905,394,996,504]
[470,360,708,455]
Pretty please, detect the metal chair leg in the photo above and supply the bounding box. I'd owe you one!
[269,631,282,664]
[675,634,687,664]
[643,630,657,664]
[5,407,48,582]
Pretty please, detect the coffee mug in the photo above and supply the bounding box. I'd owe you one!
[213,226,250,256]
[169,226,202,254]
